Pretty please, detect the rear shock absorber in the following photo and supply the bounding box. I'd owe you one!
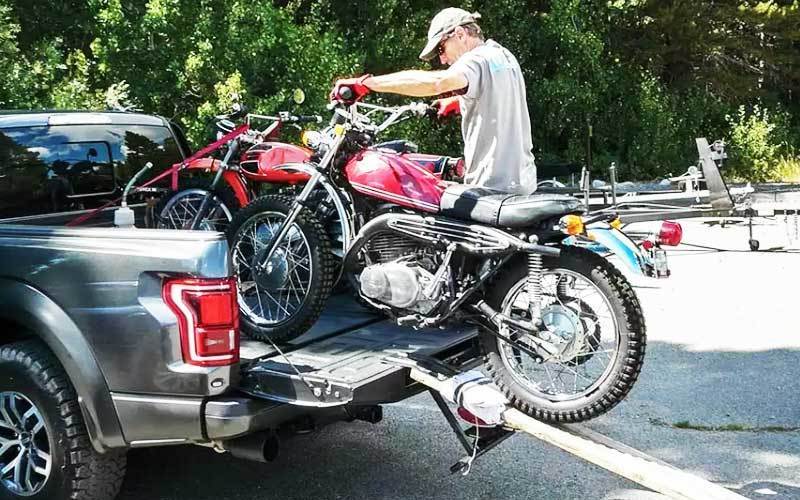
[527,253,543,323]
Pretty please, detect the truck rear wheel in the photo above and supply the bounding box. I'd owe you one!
[0,340,126,500]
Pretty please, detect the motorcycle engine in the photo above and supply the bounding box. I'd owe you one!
[357,233,442,314]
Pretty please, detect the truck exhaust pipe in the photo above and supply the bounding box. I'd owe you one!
[223,431,280,463]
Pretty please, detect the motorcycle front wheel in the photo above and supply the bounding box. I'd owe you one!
[227,195,335,343]
[481,246,646,423]
[155,179,240,232]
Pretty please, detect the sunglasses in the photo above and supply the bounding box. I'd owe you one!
[437,30,456,55]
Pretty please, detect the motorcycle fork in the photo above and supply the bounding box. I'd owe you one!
[189,141,237,230]
[256,130,345,269]
[257,171,323,270]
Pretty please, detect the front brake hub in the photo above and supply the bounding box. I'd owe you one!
[253,246,290,289]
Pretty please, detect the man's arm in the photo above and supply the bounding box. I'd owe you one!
[364,69,468,97]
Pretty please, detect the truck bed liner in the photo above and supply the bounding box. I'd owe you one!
[238,295,479,408]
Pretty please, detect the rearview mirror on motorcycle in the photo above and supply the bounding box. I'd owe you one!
[293,88,306,105]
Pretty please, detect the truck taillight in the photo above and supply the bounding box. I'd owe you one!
[163,277,239,367]
[657,221,683,247]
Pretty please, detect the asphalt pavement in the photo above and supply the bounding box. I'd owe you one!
[117,218,800,500]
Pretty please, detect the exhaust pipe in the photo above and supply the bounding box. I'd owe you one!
[223,431,280,463]
[343,213,559,274]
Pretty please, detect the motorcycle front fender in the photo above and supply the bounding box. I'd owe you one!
[565,226,647,277]
[171,157,250,207]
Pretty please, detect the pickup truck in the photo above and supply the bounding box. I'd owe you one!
[0,224,479,500]
[0,225,241,499]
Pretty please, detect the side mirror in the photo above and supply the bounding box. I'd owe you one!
[292,88,306,105]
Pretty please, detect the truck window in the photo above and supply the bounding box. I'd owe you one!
[0,123,183,219]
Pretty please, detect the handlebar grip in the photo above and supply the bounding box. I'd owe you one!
[338,86,354,101]
[297,115,323,124]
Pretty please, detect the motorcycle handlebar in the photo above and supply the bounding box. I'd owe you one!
[295,115,323,124]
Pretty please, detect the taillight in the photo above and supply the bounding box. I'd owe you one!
[657,221,683,247]
[163,277,239,367]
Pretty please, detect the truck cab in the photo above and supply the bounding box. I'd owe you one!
[0,111,191,226]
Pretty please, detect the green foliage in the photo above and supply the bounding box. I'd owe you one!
[726,104,791,181]
[775,156,800,182]
[2,0,799,180]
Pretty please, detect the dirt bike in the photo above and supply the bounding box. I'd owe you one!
[152,103,323,232]
[224,86,683,423]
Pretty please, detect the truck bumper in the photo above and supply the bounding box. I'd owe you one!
[110,392,304,446]
[204,396,301,441]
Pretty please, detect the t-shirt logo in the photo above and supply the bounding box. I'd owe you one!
[488,59,514,74]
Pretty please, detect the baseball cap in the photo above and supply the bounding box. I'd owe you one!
[419,8,482,61]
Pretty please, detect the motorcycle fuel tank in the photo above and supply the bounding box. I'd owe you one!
[240,142,313,184]
[345,149,448,212]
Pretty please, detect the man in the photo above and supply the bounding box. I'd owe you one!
[331,7,537,195]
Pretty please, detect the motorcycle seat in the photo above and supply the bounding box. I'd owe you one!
[439,184,585,228]
[375,140,419,154]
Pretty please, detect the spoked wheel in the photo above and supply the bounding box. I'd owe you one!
[482,247,646,423]
[227,195,335,343]
[155,179,240,232]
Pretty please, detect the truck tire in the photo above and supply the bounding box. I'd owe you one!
[0,340,127,500]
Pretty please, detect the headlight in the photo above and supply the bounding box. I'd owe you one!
[301,130,323,150]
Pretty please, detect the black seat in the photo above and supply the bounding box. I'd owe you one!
[375,140,419,154]
[439,184,585,228]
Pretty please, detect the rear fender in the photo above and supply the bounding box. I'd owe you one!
[565,225,648,276]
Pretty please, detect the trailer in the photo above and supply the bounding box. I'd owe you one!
[538,138,799,251]
[227,293,750,500]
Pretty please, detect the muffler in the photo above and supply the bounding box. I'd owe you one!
[343,213,560,274]
[223,431,280,463]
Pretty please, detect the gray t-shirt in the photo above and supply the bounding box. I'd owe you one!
[451,39,536,195]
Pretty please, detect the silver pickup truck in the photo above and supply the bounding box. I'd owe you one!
[0,226,253,500]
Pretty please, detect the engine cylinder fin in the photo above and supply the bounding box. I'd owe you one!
[386,217,510,254]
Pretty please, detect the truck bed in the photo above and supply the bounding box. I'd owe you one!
[237,294,480,408]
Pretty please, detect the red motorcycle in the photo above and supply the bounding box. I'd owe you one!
[225,88,650,424]
[153,104,322,232]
